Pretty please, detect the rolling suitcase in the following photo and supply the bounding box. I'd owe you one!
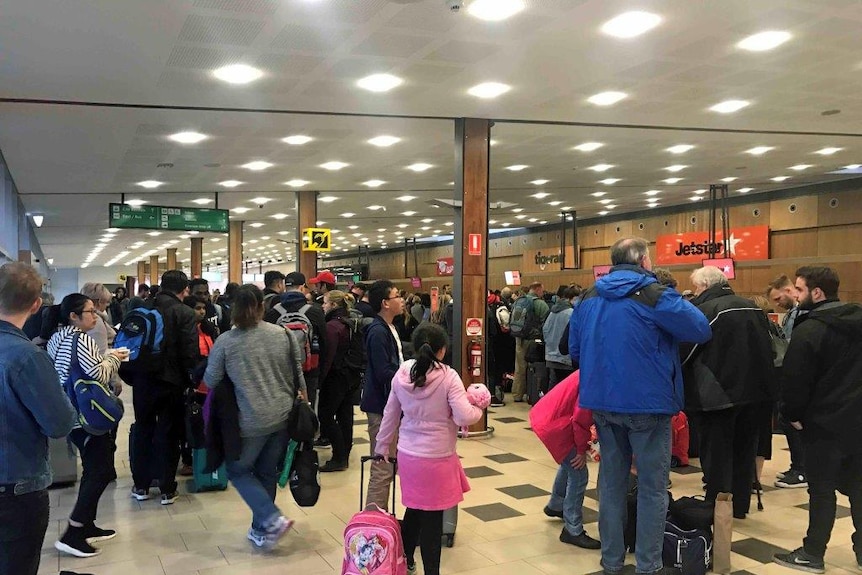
[129,422,162,488]
[190,448,228,492]
[526,361,548,405]
[48,437,77,488]
[442,505,458,548]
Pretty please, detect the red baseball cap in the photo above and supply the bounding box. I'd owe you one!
[308,271,336,285]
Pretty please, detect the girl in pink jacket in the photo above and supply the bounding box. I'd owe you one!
[375,323,483,575]
[529,370,601,550]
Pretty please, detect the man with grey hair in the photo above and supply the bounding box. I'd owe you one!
[569,237,711,575]
[682,265,775,519]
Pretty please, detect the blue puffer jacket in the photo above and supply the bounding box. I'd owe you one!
[569,266,712,415]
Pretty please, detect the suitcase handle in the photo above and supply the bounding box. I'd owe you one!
[359,455,398,513]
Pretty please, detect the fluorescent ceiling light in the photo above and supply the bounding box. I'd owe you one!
[844,164,861,170]
[505,165,528,171]
[573,142,604,152]
[169,131,207,144]
[693,189,708,195]
[341,212,355,218]
[320,161,349,171]
[398,195,416,202]
[530,179,550,185]
[397,224,409,229]
[789,164,813,171]
[645,190,662,196]
[663,178,683,184]
[746,146,774,155]
[467,0,525,21]
[231,207,251,214]
[368,136,401,147]
[318,195,338,203]
[515,215,527,220]
[771,176,790,182]
[532,192,550,199]
[147,231,162,237]
[357,73,403,93]
[407,163,433,172]
[720,177,738,182]
[363,180,386,188]
[605,205,617,210]
[598,178,620,185]
[589,164,614,172]
[737,31,792,52]
[402,211,417,216]
[512,208,523,213]
[285,179,310,187]
[348,225,359,230]
[282,135,312,145]
[490,139,498,146]
[47,258,53,265]
[528,218,538,223]
[601,11,662,38]
[249,223,265,228]
[250,197,272,204]
[814,147,842,155]
[667,144,694,154]
[136,180,163,189]
[367,205,384,211]
[467,82,511,99]
[598,211,609,216]
[710,100,750,114]
[271,213,289,220]
[126,199,148,206]
[219,180,243,188]
[587,91,627,106]
[212,64,263,85]
[690,196,703,202]
[599,199,613,205]
[242,161,273,171]
[591,192,607,197]
[665,165,687,172]
[548,201,562,206]
[737,188,754,193]
[191,198,213,206]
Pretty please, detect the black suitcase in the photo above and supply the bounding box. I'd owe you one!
[526,362,548,405]
[129,423,163,488]
[442,505,457,547]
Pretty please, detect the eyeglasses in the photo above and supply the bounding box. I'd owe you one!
[80,309,99,315]
[384,296,403,301]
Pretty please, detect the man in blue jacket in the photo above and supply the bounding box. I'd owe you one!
[0,263,77,575]
[569,238,711,575]
[361,279,404,510]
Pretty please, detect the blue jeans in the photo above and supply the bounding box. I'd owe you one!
[548,447,590,537]
[594,411,671,575]
[225,430,289,531]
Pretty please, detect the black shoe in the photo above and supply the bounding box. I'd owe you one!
[161,491,179,505]
[83,524,117,543]
[314,437,331,449]
[320,459,349,472]
[55,526,101,558]
[560,527,601,549]
[490,400,506,407]
[855,551,862,570]
[775,473,808,489]
[774,548,825,574]
[543,505,563,518]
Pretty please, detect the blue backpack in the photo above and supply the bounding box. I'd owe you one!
[65,332,124,434]
[114,306,165,372]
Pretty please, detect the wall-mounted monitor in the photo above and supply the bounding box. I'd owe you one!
[504,270,521,286]
[702,258,736,280]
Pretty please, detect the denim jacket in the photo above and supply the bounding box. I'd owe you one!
[0,320,77,494]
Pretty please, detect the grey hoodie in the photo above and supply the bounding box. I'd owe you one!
[542,299,573,366]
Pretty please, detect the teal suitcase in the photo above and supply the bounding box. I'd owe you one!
[191,448,229,492]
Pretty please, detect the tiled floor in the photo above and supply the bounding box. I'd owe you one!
[39,398,858,575]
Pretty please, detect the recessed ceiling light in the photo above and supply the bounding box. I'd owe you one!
[357,73,403,93]
[598,210,609,216]
[407,163,433,172]
[320,161,349,171]
[601,11,662,38]
[814,147,842,156]
[548,201,562,206]
[219,180,243,188]
[397,224,409,229]
[844,164,861,170]
[501,222,511,227]
[318,195,338,203]
[505,165,528,171]
[213,64,263,85]
[248,222,265,228]
[528,218,538,223]
[721,177,738,182]
[531,192,550,199]
[468,82,511,99]
[512,208,523,213]
[645,190,662,196]
[444,222,454,226]
[348,225,359,230]
[709,100,750,114]
[737,188,754,193]
[515,215,527,220]
[231,207,251,214]
[598,178,621,185]
[746,146,775,155]
[367,205,384,211]
[192,198,213,205]
[587,91,628,106]
[249,197,271,205]
[665,165,687,172]
[271,213,289,220]
[363,180,387,187]
[690,196,703,202]
[599,199,613,205]
[398,195,416,202]
[737,31,792,52]
[693,189,708,195]
[315,221,325,227]
[663,178,683,184]
[242,161,273,171]
[574,142,604,152]
[606,205,617,210]
[341,212,355,218]
[169,131,207,144]
[489,139,498,146]
[126,199,148,206]
[666,144,694,154]
[285,179,310,187]
[467,0,525,21]
[530,179,550,185]
[282,135,312,145]
[789,164,813,171]
[771,176,790,182]
[147,231,162,237]
[368,135,401,147]
[136,180,163,189]
[591,192,607,197]
[402,211,417,217]
[589,164,615,172]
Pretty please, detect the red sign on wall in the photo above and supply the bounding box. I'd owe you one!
[436,257,455,276]
[468,233,482,256]
[655,225,769,265]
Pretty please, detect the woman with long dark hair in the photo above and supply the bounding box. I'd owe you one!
[204,284,306,549]
[48,293,127,558]
[318,290,354,472]
[374,323,484,575]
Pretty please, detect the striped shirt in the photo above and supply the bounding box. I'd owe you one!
[47,326,120,388]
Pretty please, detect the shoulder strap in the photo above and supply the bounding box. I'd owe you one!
[273,303,286,316]
[299,303,312,316]
[284,329,301,398]
[627,282,666,308]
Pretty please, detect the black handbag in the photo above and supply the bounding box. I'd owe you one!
[185,389,206,449]
[669,496,714,532]
[287,399,319,442]
[289,441,320,507]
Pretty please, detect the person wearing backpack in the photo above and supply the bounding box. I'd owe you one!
[48,293,128,558]
[543,285,581,391]
[509,282,550,402]
[128,270,198,506]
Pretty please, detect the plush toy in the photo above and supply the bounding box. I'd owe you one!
[465,384,492,410]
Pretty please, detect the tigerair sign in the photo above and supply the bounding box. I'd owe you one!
[521,246,576,273]
[655,225,769,265]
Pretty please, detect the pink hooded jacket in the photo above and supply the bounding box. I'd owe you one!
[528,371,594,464]
[375,360,483,459]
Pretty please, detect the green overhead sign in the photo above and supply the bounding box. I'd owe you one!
[109,203,229,233]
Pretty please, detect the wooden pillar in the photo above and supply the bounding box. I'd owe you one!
[149,255,160,285]
[229,221,243,284]
[190,238,203,279]
[166,247,177,270]
[137,261,147,286]
[296,190,317,279]
[453,118,490,433]
[18,251,31,265]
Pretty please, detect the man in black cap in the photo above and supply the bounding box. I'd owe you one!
[262,270,285,311]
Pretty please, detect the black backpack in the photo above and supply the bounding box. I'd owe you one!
[340,313,374,382]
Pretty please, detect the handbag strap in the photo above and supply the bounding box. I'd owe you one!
[284,328,301,401]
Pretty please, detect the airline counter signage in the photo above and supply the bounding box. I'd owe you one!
[436,257,455,276]
[655,225,769,265]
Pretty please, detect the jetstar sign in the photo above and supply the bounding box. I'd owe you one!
[655,225,769,265]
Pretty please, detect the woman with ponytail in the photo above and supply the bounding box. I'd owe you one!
[374,323,484,575]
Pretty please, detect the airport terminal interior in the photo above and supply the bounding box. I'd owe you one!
[1,1,861,574]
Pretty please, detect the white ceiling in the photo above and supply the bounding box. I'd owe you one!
[1,0,860,267]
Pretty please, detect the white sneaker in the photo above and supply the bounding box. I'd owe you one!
[247,528,268,548]
[264,516,294,548]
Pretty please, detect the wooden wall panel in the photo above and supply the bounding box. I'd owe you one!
[818,225,862,256]
[579,224,604,248]
[818,191,862,227]
[729,201,770,228]
[603,220,633,246]
[770,229,818,259]
[770,195,818,230]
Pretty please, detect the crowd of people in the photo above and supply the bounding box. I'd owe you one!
[0,235,860,575]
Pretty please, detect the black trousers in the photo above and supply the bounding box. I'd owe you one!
[318,383,354,463]
[782,416,806,473]
[0,490,49,575]
[68,429,114,526]
[699,403,759,516]
[802,436,862,558]
[547,365,575,391]
[132,383,184,494]
[401,508,444,575]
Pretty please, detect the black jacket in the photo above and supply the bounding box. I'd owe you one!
[204,378,242,473]
[263,291,327,377]
[152,291,198,388]
[682,285,775,411]
[781,300,862,445]
[360,316,401,415]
